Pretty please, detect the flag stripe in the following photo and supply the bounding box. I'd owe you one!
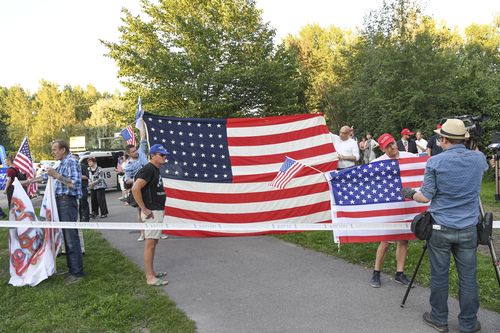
[228,134,332,157]
[227,124,329,146]
[165,201,331,223]
[232,153,332,176]
[166,181,329,203]
[230,143,335,166]
[227,114,320,129]
[232,161,337,183]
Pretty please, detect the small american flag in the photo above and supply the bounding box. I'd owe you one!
[269,157,306,189]
[327,156,429,243]
[13,136,37,197]
[120,125,136,146]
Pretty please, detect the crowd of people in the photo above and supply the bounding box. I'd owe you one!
[1,117,490,332]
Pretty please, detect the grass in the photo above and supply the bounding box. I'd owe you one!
[276,180,500,313]
[0,228,196,333]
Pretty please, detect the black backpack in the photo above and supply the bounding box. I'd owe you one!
[411,211,434,240]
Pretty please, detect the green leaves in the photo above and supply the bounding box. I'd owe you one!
[104,0,304,118]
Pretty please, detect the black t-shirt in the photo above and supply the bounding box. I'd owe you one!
[427,134,443,156]
[134,163,166,211]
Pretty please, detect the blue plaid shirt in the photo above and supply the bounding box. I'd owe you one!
[43,154,82,198]
[420,144,488,229]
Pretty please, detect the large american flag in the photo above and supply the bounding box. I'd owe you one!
[327,156,429,243]
[13,136,37,197]
[144,112,338,236]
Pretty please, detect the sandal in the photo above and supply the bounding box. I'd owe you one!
[147,277,168,286]
[155,272,167,278]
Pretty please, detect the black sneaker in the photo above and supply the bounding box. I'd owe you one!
[369,271,381,288]
[423,312,448,332]
[394,273,414,287]
[460,321,481,333]
[100,214,108,218]
[64,275,84,285]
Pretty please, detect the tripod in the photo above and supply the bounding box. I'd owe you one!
[400,242,426,308]
[401,202,500,308]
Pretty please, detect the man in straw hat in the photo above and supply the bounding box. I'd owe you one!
[402,119,488,333]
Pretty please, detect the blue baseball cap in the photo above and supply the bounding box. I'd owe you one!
[149,144,170,155]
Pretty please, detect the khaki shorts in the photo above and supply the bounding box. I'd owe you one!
[140,210,164,239]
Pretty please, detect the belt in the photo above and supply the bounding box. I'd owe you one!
[56,194,77,199]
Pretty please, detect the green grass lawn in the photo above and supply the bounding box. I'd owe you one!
[0,229,196,333]
[276,181,500,313]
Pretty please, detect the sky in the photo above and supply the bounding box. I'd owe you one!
[0,0,498,94]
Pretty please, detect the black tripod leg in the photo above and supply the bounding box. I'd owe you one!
[487,238,500,287]
[401,243,427,308]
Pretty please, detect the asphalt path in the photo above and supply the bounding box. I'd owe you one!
[2,192,500,332]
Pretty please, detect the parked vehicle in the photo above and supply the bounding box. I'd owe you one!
[38,151,123,194]
[79,151,124,190]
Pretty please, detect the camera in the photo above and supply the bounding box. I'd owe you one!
[439,115,484,150]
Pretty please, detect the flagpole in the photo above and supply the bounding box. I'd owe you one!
[285,156,329,174]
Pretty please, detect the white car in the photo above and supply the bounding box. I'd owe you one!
[78,151,124,190]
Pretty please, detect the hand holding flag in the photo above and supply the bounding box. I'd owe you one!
[120,125,136,146]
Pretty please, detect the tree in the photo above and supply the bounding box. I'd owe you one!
[103,0,304,118]
[284,24,355,126]
[30,81,79,157]
[3,86,33,152]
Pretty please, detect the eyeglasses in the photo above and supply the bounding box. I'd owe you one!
[340,131,350,135]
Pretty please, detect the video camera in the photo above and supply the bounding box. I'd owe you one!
[439,115,484,150]
[488,132,500,202]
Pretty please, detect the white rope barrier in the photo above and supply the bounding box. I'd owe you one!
[0,220,499,231]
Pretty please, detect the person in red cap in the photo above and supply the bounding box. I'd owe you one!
[369,133,417,288]
[396,128,418,154]
[426,124,444,157]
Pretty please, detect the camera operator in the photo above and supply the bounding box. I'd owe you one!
[402,119,488,333]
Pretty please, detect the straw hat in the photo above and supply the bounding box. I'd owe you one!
[434,119,469,139]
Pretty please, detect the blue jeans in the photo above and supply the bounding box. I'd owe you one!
[427,225,478,332]
[56,196,84,277]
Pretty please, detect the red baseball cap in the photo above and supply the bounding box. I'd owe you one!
[377,133,396,150]
[400,128,414,136]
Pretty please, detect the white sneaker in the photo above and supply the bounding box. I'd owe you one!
[137,235,145,242]
[160,235,169,239]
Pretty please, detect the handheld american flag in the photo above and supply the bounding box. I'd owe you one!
[120,125,136,146]
[326,156,429,243]
[144,112,338,237]
[13,136,37,197]
[269,157,306,189]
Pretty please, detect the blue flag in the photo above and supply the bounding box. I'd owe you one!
[135,96,143,129]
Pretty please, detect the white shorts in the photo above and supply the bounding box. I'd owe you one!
[140,210,164,239]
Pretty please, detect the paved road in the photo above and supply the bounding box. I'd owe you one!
[2,192,500,332]
[97,192,500,333]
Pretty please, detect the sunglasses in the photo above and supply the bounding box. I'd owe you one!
[156,153,167,157]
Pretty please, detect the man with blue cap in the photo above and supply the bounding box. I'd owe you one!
[132,144,170,286]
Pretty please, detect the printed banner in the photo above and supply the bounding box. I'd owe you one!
[8,178,61,287]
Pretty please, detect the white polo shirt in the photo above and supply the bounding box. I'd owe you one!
[330,133,360,169]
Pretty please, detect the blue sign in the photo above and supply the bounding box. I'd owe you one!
[0,145,6,165]
[0,167,7,190]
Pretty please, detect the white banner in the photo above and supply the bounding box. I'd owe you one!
[8,178,61,287]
